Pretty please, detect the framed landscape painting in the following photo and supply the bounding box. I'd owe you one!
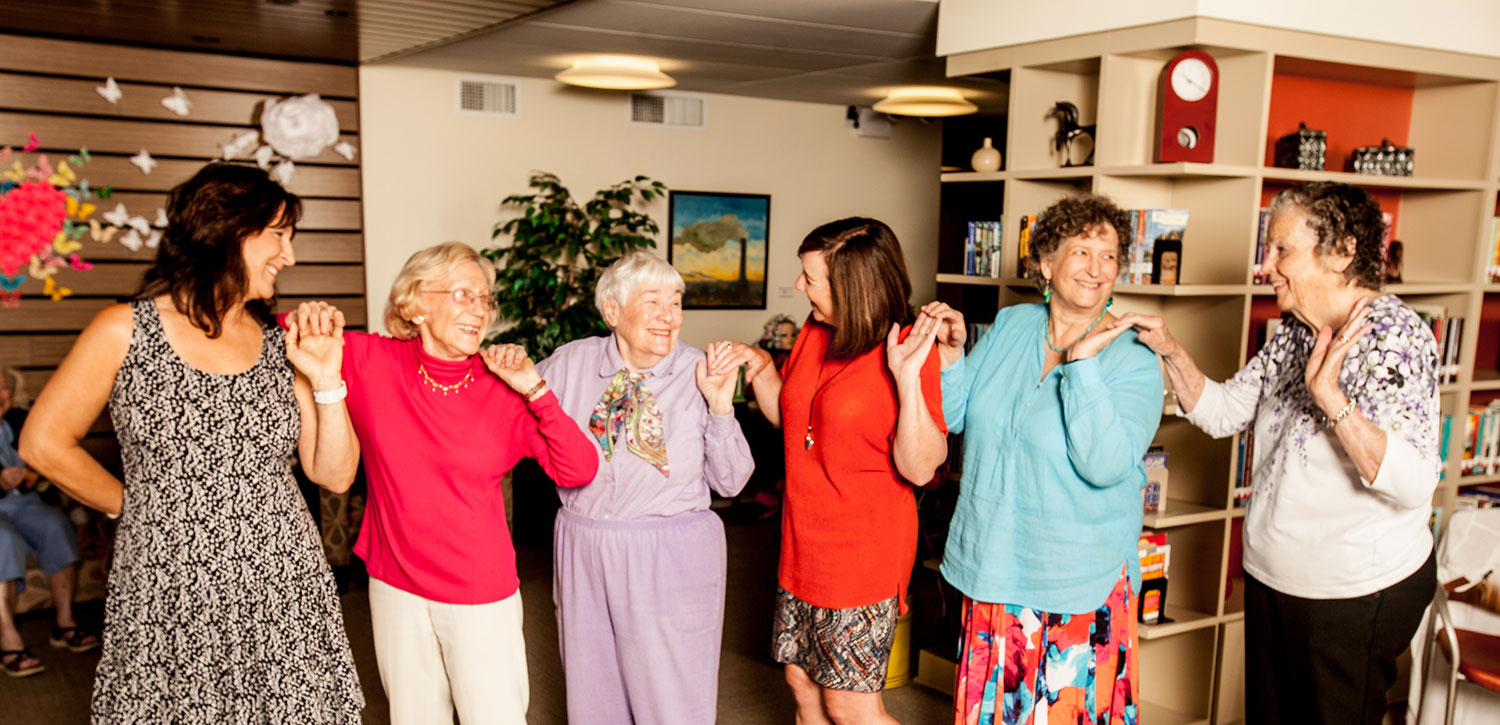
[668,191,769,309]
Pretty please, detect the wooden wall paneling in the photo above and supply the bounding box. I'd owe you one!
[0,34,358,97]
[0,73,359,131]
[0,35,366,478]
[0,112,358,166]
[81,232,365,263]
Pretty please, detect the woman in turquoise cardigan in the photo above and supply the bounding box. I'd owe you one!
[923,194,1163,725]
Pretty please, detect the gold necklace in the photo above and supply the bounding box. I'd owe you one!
[418,363,473,396]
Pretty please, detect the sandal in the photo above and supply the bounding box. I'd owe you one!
[1,648,45,678]
[49,624,101,654]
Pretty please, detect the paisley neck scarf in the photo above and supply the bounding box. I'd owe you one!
[589,368,669,476]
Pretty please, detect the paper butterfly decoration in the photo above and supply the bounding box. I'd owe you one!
[43,275,71,301]
[88,218,119,243]
[254,144,274,170]
[160,87,192,117]
[129,149,156,174]
[145,229,162,249]
[52,232,82,255]
[118,228,143,252]
[333,141,358,161]
[101,203,130,228]
[23,131,39,152]
[221,131,261,161]
[154,208,167,227]
[271,160,294,185]
[69,254,93,271]
[96,77,122,104]
[125,215,151,235]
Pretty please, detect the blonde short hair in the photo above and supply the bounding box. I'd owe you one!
[384,242,497,339]
[0,366,27,409]
[595,251,684,329]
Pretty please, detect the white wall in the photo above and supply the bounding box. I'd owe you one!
[358,67,941,349]
[937,0,1500,59]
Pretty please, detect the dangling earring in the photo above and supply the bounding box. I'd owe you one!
[1042,278,1052,303]
[1105,296,1114,311]
[413,315,425,325]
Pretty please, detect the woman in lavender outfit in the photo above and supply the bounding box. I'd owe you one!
[536,251,754,725]
[1114,182,1439,725]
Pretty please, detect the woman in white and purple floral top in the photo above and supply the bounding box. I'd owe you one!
[1112,182,1439,725]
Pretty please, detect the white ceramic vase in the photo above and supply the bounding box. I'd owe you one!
[971,137,1001,172]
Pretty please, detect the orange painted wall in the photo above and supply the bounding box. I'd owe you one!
[1264,72,1414,171]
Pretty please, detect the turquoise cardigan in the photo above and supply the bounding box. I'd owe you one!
[940,303,1164,614]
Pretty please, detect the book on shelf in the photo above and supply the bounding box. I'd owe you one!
[1462,404,1500,476]
[1137,530,1172,624]
[964,322,992,353]
[1407,303,1463,384]
[1487,216,1500,283]
[963,219,1004,277]
[1441,414,1451,480]
[1233,429,1254,508]
[1116,208,1190,285]
[1142,445,1169,513]
[1253,208,1271,285]
[1456,484,1500,510]
[1016,214,1039,278]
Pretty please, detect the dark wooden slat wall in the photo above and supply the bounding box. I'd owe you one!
[0,34,366,460]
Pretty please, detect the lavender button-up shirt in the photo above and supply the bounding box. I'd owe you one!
[537,334,754,521]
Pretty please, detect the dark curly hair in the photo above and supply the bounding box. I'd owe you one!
[1269,182,1386,290]
[1028,193,1134,282]
[136,164,302,337]
[798,217,914,359]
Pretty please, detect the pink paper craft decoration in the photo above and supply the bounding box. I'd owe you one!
[0,180,69,276]
[23,131,39,152]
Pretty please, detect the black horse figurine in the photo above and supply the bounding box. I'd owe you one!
[1049,101,1096,167]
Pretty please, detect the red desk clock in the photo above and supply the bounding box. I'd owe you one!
[1155,50,1219,163]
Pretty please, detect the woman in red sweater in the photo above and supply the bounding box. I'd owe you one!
[296,241,597,725]
[722,218,948,724]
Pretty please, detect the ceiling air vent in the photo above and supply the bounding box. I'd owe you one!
[457,75,519,118]
[629,91,706,130]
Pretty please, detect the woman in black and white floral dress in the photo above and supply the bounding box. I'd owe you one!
[20,164,363,723]
[1113,182,1440,725]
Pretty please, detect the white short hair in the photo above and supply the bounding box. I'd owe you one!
[595,251,684,328]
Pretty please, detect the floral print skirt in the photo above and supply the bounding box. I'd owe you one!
[953,565,1137,725]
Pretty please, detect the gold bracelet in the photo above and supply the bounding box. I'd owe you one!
[1325,398,1358,429]
[523,379,548,402]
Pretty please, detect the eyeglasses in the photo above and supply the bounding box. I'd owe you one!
[423,288,498,311]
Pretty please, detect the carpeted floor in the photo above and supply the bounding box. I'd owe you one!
[0,512,951,724]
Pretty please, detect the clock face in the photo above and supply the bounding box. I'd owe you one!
[1171,57,1212,102]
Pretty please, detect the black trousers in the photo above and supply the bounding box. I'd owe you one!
[1244,551,1436,725]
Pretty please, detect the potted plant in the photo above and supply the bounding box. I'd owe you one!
[483,171,667,359]
[484,172,666,547]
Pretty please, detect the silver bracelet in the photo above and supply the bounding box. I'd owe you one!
[313,381,348,405]
[1325,398,1358,429]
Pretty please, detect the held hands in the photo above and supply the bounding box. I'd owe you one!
[1,466,26,492]
[706,340,774,383]
[696,341,739,416]
[285,301,346,391]
[480,344,542,394]
[1107,313,1183,360]
[918,301,967,369]
[886,312,941,384]
[1305,303,1373,418]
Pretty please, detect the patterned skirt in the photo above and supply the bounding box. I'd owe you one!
[953,565,1137,725]
[771,586,899,693]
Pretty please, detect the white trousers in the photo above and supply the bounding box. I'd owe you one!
[368,578,529,725]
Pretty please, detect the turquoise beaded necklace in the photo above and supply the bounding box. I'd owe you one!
[1044,298,1113,354]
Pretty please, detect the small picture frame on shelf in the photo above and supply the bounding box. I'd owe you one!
[1151,239,1182,285]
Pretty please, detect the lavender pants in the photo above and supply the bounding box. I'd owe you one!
[553,507,727,725]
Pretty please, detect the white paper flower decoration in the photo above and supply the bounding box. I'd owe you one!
[260,94,339,160]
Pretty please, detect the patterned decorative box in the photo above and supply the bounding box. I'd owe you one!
[1350,138,1414,176]
[1274,122,1327,171]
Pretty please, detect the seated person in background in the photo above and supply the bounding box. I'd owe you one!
[0,366,99,679]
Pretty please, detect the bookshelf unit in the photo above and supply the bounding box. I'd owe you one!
[934,18,1500,725]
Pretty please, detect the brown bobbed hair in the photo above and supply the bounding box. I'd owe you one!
[798,217,914,359]
[137,163,303,337]
[1028,193,1133,286]
[1269,181,1386,290]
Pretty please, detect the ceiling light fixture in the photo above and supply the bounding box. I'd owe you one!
[872,87,977,117]
[555,56,675,90]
